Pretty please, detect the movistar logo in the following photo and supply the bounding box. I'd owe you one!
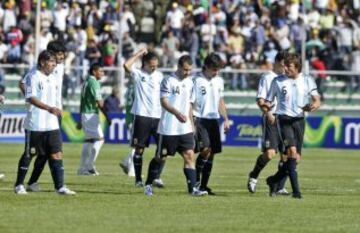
[304,116,342,147]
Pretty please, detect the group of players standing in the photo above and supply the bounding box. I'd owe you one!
[10,39,320,198]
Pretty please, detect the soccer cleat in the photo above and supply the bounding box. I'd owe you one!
[144,185,153,196]
[119,162,129,175]
[247,177,257,193]
[201,186,216,196]
[14,184,28,195]
[27,182,40,192]
[56,186,76,195]
[0,173,5,180]
[88,169,100,176]
[266,176,278,197]
[152,178,164,188]
[191,187,208,196]
[292,192,302,199]
[77,169,92,176]
[276,188,290,196]
[135,181,144,188]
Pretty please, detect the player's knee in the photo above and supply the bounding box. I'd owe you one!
[135,147,144,155]
[200,147,211,158]
[264,149,276,160]
[287,147,297,159]
[51,152,63,160]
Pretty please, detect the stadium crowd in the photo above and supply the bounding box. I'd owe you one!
[0,0,359,92]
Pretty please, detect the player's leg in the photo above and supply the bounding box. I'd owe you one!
[47,130,75,195]
[14,130,37,194]
[78,139,92,175]
[151,119,166,188]
[27,154,48,191]
[194,118,211,183]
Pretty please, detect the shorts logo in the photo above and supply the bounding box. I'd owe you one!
[199,141,204,148]
[283,140,289,146]
[161,148,168,156]
[30,147,36,155]
[265,140,270,148]
[133,138,138,145]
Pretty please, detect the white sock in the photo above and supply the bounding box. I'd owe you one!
[79,142,92,171]
[87,140,104,170]
[127,149,136,176]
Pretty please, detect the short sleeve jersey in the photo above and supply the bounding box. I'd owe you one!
[130,68,163,118]
[23,70,59,131]
[192,74,224,119]
[256,71,278,113]
[158,75,194,135]
[80,75,102,114]
[266,73,319,117]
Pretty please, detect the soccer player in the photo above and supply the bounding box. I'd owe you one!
[119,79,136,177]
[18,41,67,192]
[193,53,230,195]
[14,50,75,195]
[247,51,289,194]
[77,63,110,175]
[123,48,166,187]
[144,55,207,196]
[0,95,5,180]
[265,52,321,198]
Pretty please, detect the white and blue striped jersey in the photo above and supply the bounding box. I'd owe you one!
[21,63,64,109]
[130,68,163,118]
[192,74,224,119]
[158,74,194,135]
[266,73,319,117]
[257,71,278,113]
[24,70,60,131]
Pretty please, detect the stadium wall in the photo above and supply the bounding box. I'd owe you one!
[0,112,359,149]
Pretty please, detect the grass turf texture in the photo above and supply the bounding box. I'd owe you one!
[0,143,359,233]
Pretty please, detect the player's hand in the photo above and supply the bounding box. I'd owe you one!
[76,121,82,130]
[0,95,5,104]
[223,119,230,133]
[138,48,148,56]
[266,112,275,125]
[175,112,187,123]
[48,107,62,117]
[302,103,316,112]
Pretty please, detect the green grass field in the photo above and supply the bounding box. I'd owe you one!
[0,143,359,233]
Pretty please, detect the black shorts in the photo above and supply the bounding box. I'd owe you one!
[157,133,195,157]
[277,115,305,154]
[131,115,159,148]
[194,117,222,154]
[262,115,283,153]
[24,129,62,157]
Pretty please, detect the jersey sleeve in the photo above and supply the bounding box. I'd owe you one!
[130,68,142,82]
[256,74,268,99]
[25,72,38,99]
[219,78,225,98]
[190,82,195,103]
[307,75,320,97]
[160,77,171,98]
[266,79,276,102]
[90,80,102,101]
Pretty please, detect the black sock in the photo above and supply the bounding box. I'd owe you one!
[277,161,287,190]
[28,155,47,185]
[272,160,288,183]
[183,168,196,193]
[249,154,269,179]
[200,160,213,189]
[145,158,161,185]
[133,154,143,182]
[195,155,206,182]
[155,159,165,179]
[49,159,64,190]
[287,158,300,194]
[15,153,32,186]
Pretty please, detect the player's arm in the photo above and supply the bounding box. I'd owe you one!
[19,80,25,95]
[27,97,62,117]
[303,95,321,112]
[160,97,187,123]
[219,97,230,132]
[264,79,277,124]
[123,48,148,74]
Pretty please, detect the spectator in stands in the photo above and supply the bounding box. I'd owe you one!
[161,30,180,68]
[104,85,122,113]
[165,2,184,38]
[85,39,102,65]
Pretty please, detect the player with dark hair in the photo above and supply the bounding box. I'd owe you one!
[247,51,289,195]
[193,53,230,195]
[265,52,321,198]
[144,55,207,196]
[123,48,166,187]
[14,50,75,195]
